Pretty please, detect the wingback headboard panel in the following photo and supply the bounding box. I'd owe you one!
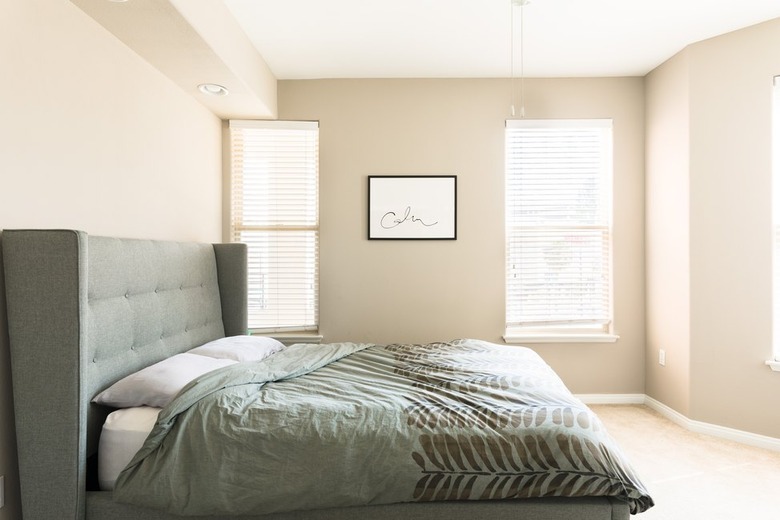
[2,230,247,520]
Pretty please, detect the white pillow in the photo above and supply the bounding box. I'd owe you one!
[187,335,285,362]
[98,406,160,490]
[92,353,236,408]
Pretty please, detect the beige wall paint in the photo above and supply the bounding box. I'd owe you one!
[645,50,692,416]
[645,17,780,438]
[0,4,222,240]
[277,77,647,395]
[688,18,780,436]
[0,0,224,517]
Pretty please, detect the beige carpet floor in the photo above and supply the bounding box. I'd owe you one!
[591,404,780,520]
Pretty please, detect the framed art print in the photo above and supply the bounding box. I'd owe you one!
[368,175,457,240]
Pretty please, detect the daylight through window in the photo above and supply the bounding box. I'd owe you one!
[505,119,614,341]
[229,120,319,333]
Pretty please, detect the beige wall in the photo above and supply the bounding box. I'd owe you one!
[688,18,780,436]
[645,50,692,416]
[277,77,647,395]
[645,18,780,438]
[0,0,224,517]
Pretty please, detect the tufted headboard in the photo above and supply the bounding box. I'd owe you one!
[2,229,247,519]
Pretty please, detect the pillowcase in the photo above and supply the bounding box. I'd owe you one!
[92,353,236,408]
[187,335,285,362]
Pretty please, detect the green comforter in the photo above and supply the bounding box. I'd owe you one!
[113,339,653,515]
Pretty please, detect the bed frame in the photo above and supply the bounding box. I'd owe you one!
[2,229,630,520]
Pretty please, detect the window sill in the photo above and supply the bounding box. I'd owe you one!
[766,360,780,372]
[503,332,620,344]
[250,331,323,345]
[273,333,323,345]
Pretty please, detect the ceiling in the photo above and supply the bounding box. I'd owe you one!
[223,0,780,79]
[71,0,780,119]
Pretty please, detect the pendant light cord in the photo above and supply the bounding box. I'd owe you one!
[511,0,516,117]
[519,1,525,118]
[510,0,528,118]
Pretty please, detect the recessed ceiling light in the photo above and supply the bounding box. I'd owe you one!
[198,83,229,96]
[108,0,129,3]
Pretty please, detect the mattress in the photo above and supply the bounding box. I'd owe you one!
[97,406,160,490]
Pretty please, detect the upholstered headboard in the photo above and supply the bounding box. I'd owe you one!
[2,230,247,519]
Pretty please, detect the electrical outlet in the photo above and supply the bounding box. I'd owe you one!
[659,349,666,366]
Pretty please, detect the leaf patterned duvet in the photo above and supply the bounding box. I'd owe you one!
[113,339,654,515]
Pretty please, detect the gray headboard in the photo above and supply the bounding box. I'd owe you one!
[2,229,247,519]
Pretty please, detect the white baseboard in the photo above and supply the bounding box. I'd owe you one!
[643,396,780,453]
[576,393,646,405]
[575,393,780,452]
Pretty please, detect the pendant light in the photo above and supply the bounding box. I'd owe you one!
[510,0,530,118]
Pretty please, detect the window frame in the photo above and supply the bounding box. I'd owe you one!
[228,119,320,336]
[770,76,780,370]
[504,118,618,344]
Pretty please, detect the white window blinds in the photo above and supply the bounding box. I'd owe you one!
[505,119,613,334]
[229,120,319,332]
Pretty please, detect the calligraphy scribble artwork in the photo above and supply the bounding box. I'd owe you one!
[368,176,456,240]
[381,206,439,229]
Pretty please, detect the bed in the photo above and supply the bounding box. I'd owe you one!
[2,229,652,520]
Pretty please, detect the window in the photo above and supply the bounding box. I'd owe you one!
[505,119,616,343]
[771,77,780,370]
[229,120,319,333]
